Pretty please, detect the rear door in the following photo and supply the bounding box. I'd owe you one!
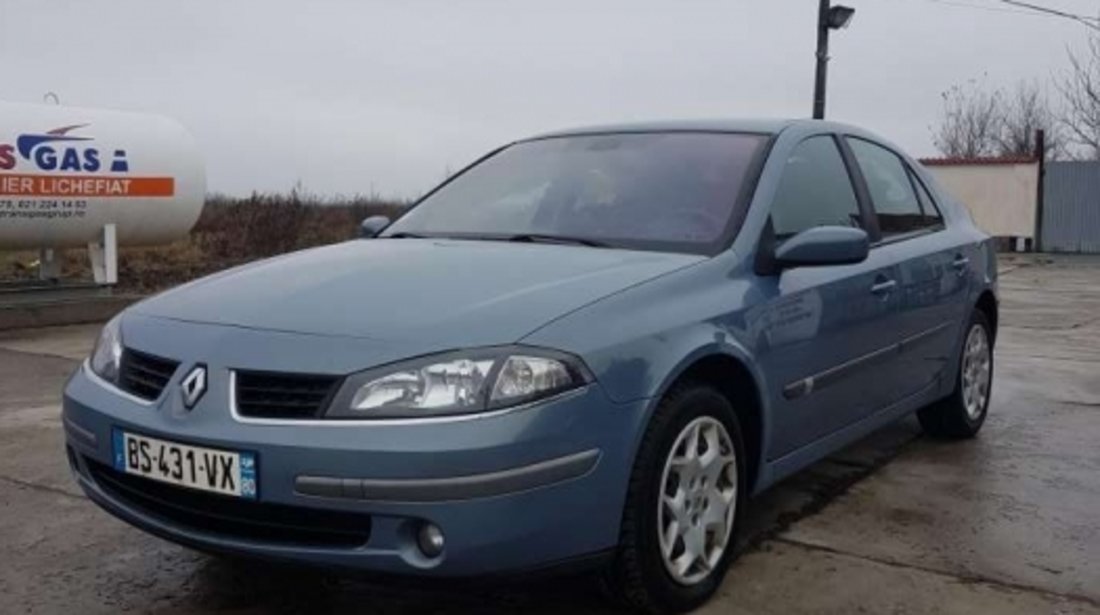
[842,137,971,400]
[754,134,904,459]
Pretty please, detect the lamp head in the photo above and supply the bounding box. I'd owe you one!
[826,5,856,29]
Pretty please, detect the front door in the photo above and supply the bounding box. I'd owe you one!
[750,134,903,459]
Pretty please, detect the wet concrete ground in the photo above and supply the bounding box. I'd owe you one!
[0,254,1097,614]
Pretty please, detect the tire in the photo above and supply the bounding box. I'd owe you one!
[603,382,746,614]
[918,308,994,439]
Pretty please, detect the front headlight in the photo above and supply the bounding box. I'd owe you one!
[89,316,124,383]
[327,347,591,419]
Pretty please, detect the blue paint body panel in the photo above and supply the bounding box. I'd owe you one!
[63,119,997,576]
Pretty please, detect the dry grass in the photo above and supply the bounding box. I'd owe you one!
[1,192,406,293]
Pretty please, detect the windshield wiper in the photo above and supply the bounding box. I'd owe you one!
[387,232,428,239]
[504,233,610,248]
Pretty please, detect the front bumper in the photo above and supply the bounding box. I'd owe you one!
[62,319,649,577]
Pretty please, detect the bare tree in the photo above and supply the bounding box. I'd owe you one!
[1060,37,1100,160]
[933,78,1066,160]
[932,78,1002,158]
[997,80,1067,160]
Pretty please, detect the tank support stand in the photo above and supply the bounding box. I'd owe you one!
[88,223,118,285]
[38,248,62,281]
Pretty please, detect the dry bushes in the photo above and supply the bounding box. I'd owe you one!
[1,192,407,293]
[195,192,403,261]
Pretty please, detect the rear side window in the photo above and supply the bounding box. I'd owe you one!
[908,169,944,228]
[770,136,862,239]
[847,138,940,237]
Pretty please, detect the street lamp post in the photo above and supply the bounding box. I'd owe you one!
[813,0,855,120]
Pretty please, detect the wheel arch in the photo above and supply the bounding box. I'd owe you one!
[644,346,769,495]
[975,289,999,345]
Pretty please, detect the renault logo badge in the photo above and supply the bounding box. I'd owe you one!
[180,364,207,409]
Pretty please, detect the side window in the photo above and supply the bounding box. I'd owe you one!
[770,136,862,239]
[847,138,938,237]
[907,168,944,228]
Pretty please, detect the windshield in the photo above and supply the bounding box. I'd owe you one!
[384,132,769,254]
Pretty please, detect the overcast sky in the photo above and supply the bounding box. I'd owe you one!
[0,0,1091,199]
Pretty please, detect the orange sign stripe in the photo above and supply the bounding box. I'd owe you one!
[0,173,175,197]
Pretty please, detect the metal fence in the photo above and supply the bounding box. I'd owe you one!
[1043,161,1100,254]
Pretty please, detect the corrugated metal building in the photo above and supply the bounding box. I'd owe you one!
[1042,161,1100,254]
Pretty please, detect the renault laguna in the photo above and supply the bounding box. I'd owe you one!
[63,119,997,613]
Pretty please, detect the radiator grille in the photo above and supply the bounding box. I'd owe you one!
[234,370,341,419]
[119,349,179,401]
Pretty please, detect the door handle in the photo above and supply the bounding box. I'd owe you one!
[952,254,970,277]
[871,278,897,295]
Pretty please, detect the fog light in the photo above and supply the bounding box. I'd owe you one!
[417,522,445,558]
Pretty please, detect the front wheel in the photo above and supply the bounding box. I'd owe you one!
[603,383,745,613]
[918,308,994,438]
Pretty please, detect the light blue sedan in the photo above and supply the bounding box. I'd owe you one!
[63,119,997,613]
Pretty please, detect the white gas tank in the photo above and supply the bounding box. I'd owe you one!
[0,101,204,250]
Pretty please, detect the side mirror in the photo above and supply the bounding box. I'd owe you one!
[359,215,391,239]
[774,226,869,269]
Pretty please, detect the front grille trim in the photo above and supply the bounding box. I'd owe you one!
[232,369,342,420]
[118,348,179,402]
[86,458,371,549]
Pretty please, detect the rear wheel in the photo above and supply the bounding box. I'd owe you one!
[918,309,994,438]
[604,383,745,613]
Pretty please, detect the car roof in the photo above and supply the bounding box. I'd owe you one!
[523,118,864,140]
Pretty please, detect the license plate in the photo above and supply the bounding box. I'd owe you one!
[112,429,257,499]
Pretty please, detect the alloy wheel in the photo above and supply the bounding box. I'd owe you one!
[961,324,992,420]
[657,416,738,585]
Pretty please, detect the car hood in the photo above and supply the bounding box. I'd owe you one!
[133,238,703,345]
